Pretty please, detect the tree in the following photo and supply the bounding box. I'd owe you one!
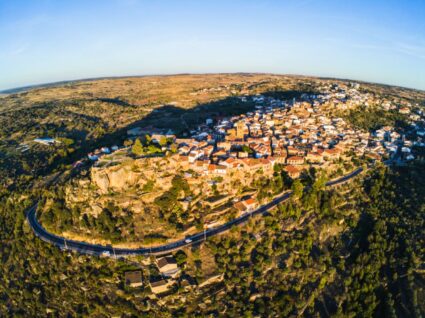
[142,180,155,192]
[171,175,190,197]
[281,170,292,189]
[291,179,304,199]
[174,250,187,266]
[312,173,327,192]
[159,136,168,147]
[170,143,178,153]
[212,183,219,196]
[154,190,177,213]
[57,137,74,147]
[242,145,253,154]
[144,134,152,145]
[131,138,143,156]
[146,145,162,154]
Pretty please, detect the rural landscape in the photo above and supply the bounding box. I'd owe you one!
[0,73,424,317]
[1,0,424,317]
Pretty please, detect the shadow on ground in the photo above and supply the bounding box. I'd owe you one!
[8,88,317,189]
[96,88,316,144]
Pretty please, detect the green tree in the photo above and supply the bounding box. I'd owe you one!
[144,134,152,145]
[242,145,253,154]
[57,137,74,147]
[291,179,304,199]
[212,183,219,196]
[159,136,168,147]
[131,138,143,156]
[142,180,155,192]
[175,250,187,266]
[170,143,178,153]
[171,175,190,197]
[312,173,327,192]
[146,145,162,154]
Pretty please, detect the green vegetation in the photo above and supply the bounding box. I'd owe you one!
[141,179,155,192]
[131,138,144,156]
[339,105,409,131]
[0,192,153,316]
[254,164,293,202]
[186,163,424,317]
[291,179,304,199]
[333,165,424,317]
[39,189,135,243]
[241,145,254,154]
[175,250,188,266]
[0,75,424,316]
[154,175,192,229]
[130,137,163,157]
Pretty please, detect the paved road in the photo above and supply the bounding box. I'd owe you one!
[27,167,363,257]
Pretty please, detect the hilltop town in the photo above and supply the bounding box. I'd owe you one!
[37,80,425,251]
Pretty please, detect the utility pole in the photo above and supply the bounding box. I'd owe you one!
[64,238,68,250]
[112,247,116,259]
[204,227,207,242]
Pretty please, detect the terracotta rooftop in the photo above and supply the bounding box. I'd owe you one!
[287,156,304,161]
[244,198,256,206]
[234,202,247,211]
[285,165,300,173]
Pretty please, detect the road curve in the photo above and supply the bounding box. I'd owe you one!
[27,167,363,257]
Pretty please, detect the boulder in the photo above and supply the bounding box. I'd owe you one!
[91,170,110,193]
[91,166,141,193]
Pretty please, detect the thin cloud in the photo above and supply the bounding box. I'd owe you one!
[11,44,30,56]
[324,37,425,60]
[394,42,425,60]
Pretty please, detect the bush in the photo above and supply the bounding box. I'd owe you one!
[131,138,143,156]
[175,250,187,266]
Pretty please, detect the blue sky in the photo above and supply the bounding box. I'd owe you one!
[1,0,424,91]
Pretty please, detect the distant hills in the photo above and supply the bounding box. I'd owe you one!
[2,72,423,95]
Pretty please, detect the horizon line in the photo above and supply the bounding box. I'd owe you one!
[1,72,423,95]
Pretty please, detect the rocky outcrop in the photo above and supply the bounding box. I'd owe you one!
[65,180,93,205]
[91,165,142,193]
[91,171,110,193]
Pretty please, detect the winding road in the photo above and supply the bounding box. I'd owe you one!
[26,167,363,257]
